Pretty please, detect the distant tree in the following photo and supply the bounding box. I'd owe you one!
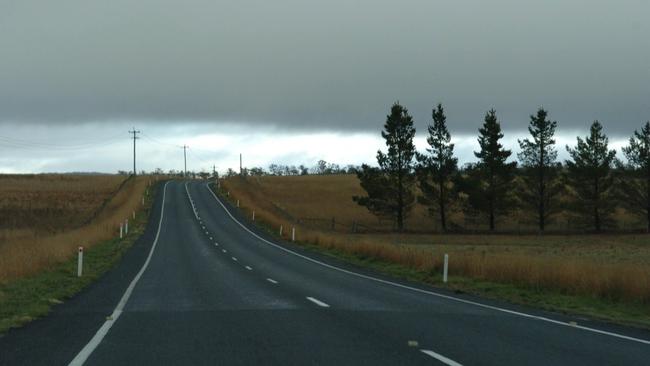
[517,108,562,232]
[299,164,309,175]
[416,103,458,231]
[225,168,236,177]
[462,109,517,231]
[565,121,617,231]
[249,167,267,176]
[620,121,650,231]
[268,164,283,176]
[314,160,329,174]
[354,102,417,231]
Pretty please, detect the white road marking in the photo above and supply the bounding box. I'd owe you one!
[245,266,252,270]
[266,278,278,284]
[205,182,650,346]
[184,183,199,220]
[420,350,463,366]
[306,297,330,308]
[69,182,170,366]
[232,257,238,261]
[209,237,213,240]
[222,249,227,253]
[214,242,219,246]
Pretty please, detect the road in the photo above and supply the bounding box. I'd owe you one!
[1,180,649,365]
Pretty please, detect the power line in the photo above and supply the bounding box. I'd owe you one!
[0,132,124,151]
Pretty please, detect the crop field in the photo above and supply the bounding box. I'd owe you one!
[222,175,650,311]
[0,174,150,282]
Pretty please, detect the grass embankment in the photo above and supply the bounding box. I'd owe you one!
[0,175,150,282]
[219,175,650,328]
[0,176,160,334]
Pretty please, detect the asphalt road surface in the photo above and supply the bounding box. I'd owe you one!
[2,180,649,365]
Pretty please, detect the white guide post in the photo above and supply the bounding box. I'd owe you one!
[443,254,449,283]
[77,246,84,277]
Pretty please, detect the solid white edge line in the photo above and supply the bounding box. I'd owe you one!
[267,278,278,284]
[420,350,463,366]
[306,297,330,308]
[69,181,170,366]
[204,182,650,346]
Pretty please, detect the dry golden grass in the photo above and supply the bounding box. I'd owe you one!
[222,175,650,304]
[0,174,126,243]
[0,175,154,283]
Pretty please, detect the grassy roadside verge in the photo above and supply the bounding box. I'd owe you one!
[211,182,650,330]
[0,182,159,335]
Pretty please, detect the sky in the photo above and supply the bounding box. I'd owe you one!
[0,0,648,173]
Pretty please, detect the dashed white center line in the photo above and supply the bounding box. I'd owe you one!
[214,243,219,246]
[222,249,227,253]
[420,350,463,366]
[209,237,213,240]
[232,257,238,261]
[266,278,278,284]
[306,297,330,308]
[245,266,252,271]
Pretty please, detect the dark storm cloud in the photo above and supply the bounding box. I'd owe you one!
[1,0,649,135]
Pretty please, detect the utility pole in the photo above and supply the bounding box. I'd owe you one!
[183,145,188,178]
[239,153,242,176]
[128,128,140,176]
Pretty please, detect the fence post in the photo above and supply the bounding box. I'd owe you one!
[77,246,84,277]
[120,223,123,239]
[443,254,449,283]
[292,226,296,242]
[252,210,255,221]
[280,225,283,236]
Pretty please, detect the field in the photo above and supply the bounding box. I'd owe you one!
[0,174,151,282]
[221,174,650,323]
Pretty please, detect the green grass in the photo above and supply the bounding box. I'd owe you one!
[0,183,158,335]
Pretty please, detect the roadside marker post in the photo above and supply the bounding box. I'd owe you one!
[237,199,239,207]
[292,226,296,242]
[443,254,449,283]
[252,210,255,221]
[132,210,136,220]
[119,223,123,239]
[125,219,129,235]
[279,225,283,237]
[77,246,84,277]
[142,197,145,206]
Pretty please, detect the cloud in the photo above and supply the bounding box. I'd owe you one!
[0,0,648,136]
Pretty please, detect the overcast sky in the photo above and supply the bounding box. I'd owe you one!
[0,0,648,173]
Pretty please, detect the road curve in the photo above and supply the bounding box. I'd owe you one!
[1,180,649,365]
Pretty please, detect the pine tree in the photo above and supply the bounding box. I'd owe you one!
[565,121,617,231]
[620,121,650,231]
[416,103,458,231]
[517,108,562,232]
[472,109,517,231]
[354,102,416,231]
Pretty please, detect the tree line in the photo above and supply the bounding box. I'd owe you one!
[354,102,650,233]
